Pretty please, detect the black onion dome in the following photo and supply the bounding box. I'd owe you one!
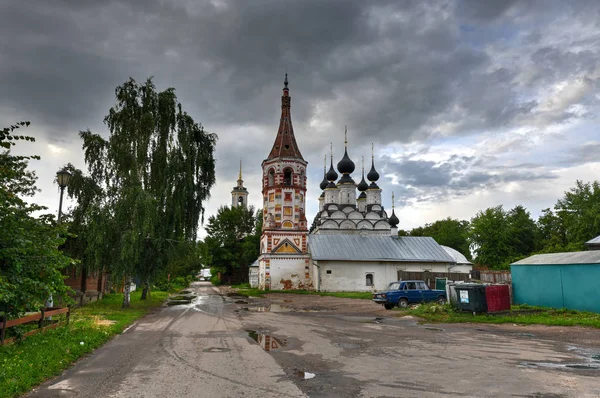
[337,148,355,175]
[368,181,380,189]
[367,159,380,182]
[389,209,399,227]
[358,191,367,199]
[319,171,328,190]
[326,181,338,189]
[326,159,338,181]
[338,174,355,184]
[320,191,325,198]
[357,175,369,191]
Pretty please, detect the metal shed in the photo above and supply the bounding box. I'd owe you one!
[511,251,600,313]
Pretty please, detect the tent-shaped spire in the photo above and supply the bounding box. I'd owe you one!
[266,74,304,160]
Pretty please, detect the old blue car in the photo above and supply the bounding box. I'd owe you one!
[372,280,447,310]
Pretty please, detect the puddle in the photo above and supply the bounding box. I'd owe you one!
[235,300,249,304]
[167,300,192,306]
[203,347,230,353]
[170,295,197,301]
[244,304,292,313]
[592,355,600,361]
[521,361,600,370]
[247,330,287,352]
[226,293,247,298]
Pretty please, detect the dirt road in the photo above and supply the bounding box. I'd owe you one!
[29,282,600,397]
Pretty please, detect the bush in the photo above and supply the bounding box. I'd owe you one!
[210,275,221,286]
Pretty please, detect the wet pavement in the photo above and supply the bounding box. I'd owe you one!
[28,282,600,397]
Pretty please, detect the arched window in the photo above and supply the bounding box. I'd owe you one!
[283,168,292,186]
[268,169,275,186]
[366,273,374,286]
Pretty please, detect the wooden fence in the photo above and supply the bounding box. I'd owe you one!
[0,307,70,345]
[397,270,472,289]
[477,270,512,284]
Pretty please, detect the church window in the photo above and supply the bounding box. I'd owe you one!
[326,270,332,275]
[268,169,275,186]
[284,192,292,201]
[283,168,292,186]
[366,273,374,286]
[284,207,293,216]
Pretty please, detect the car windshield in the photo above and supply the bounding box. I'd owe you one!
[387,282,401,290]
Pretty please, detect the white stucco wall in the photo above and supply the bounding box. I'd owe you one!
[315,260,456,292]
[259,255,312,290]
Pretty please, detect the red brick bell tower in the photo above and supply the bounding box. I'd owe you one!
[257,75,311,290]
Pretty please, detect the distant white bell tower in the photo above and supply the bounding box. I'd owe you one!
[231,160,248,208]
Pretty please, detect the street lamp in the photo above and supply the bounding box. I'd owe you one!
[56,167,72,224]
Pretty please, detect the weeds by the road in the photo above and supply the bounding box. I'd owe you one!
[400,303,600,329]
[231,284,373,300]
[0,290,169,398]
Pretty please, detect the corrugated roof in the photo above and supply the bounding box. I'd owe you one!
[585,235,600,245]
[441,245,472,265]
[308,235,455,263]
[512,251,600,265]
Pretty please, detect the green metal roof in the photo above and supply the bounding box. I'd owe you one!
[511,251,600,265]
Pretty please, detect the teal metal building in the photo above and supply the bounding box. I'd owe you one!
[511,251,600,313]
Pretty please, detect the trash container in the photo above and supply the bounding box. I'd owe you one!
[455,284,487,313]
[485,284,511,312]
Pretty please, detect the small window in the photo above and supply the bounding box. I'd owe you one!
[406,282,417,290]
[326,270,332,275]
[268,169,275,186]
[417,282,428,290]
[283,169,292,186]
[366,273,374,286]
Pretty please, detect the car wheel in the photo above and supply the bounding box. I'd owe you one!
[398,298,408,308]
[384,303,393,310]
[437,296,446,305]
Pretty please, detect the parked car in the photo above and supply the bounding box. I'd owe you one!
[372,280,447,310]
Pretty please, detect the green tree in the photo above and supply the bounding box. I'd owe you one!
[204,205,261,284]
[469,206,510,269]
[537,208,568,253]
[506,205,538,260]
[70,77,217,307]
[408,218,471,260]
[554,180,600,250]
[0,122,73,318]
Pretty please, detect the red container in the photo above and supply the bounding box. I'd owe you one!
[485,285,511,312]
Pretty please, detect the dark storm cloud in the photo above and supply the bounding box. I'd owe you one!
[381,152,556,205]
[2,0,600,220]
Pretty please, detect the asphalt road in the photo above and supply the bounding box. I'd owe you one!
[28,282,600,398]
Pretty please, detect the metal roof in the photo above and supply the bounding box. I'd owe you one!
[585,235,600,245]
[440,245,472,265]
[512,251,600,265]
[308,235,455,263]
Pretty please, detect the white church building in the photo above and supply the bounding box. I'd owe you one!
[257,76,471,292]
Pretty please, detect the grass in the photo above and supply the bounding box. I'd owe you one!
[230,284,373,300]
[399,303,600,329]
[0,290,170,398]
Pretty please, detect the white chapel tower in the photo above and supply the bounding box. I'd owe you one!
[257,75,311,290]
[231,160,248,207]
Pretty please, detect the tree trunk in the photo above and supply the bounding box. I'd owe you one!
[122,277,131,308]
[141,280,150,300]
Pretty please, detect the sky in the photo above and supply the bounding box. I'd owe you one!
[2,0,599,237]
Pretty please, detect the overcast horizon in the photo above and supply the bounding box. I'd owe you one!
[2,0,599,237]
